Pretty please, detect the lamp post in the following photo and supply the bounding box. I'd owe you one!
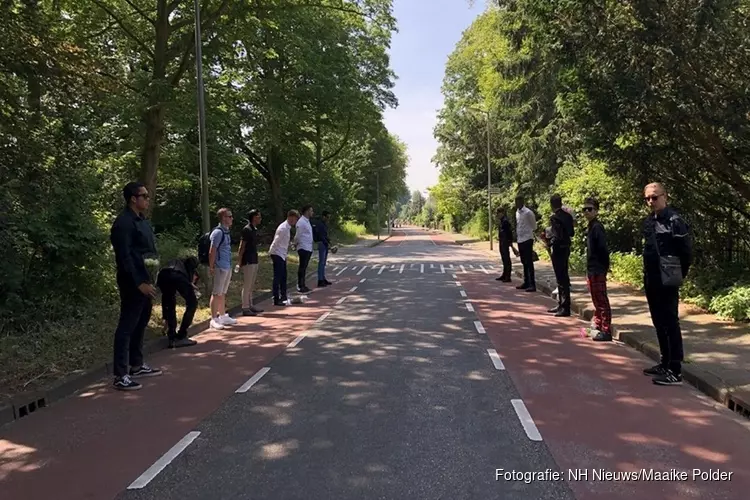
[376,165,391,240]
[470,106,493,251]
[194,0,210,233]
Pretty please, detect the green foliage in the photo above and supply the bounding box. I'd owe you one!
[335,220,368,245]
[709,287,750,322]
[609,253,644,290]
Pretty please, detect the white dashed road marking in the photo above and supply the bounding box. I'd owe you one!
[357,266,367,275]
[460,265,466,273]
[474,321,485,334]
[316,312,331,323]
[460,290,467,298]
[452,274,457,279]
[511,399,543,441]
[440,265,445,274]
[487,349,505,370]
[399,264,404,274]
[455,281,462,287]
[379,265,386,275]
[360,278,367,283]
[420,264,424,273]
[235,367,271,394]
[480,265,488,274]
[336,296,347,305]
[466,303,474,312]
[288,333,306,348]
[349,286,358,292]
[127,431,202,489]
[336,267,348,276]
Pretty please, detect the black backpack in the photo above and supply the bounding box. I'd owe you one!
[197,227,225,265]
[312,222,321,243]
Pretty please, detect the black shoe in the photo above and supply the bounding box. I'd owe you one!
[298,286,311,294]
[242,308,257,316]
[653,370,682,386]
[525,287,536,293]
[643,364,667,377]
[592,331,612,342]
[130,364,163,378]
[274,300,287,307]
[324,280,332,285]
[501,277,512,282]
[318,280,328,287]
[250,306,264,314]
[516,283,529,290]
[113,375,141,391]
[554,309,570,317]
[169,338,197,349]
[547,305,561,313]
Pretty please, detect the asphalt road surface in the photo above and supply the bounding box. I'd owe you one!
[3,227,750,500]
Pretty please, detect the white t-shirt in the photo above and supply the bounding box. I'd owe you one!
[269,221,292,260]
[516,206,537,243]
[294,215,314,252]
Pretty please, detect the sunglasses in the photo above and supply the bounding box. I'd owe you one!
[644,195,662,202]
[582,207,595,212]
[136,193,150,200]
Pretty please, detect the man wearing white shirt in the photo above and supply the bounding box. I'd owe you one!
[294,205,315,293]
[269,210,299,306]
[513,195,537,292]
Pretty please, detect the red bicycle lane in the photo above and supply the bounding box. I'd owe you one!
[0,276,355,500]
[459,271,750,500]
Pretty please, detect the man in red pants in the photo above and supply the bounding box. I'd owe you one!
[582,197,612,341]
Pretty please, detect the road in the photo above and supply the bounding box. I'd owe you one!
[2,227,750,499]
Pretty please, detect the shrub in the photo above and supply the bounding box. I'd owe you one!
[709,286,750,322]
[609,252,643,289]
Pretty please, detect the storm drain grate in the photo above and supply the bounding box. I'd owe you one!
[16,397,47,419]
[727,397,750,420]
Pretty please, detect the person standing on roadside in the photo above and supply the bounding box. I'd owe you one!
[109,182,163,391]
[547,194,575,317]
[513,195,537,292]
[156,256,200,349]
[316,210,333,287]
[642,183,693,386]
[582,197,612,341]
[238,209,263,316]
[269,210,300,306]
[294,205,314,293]
[495,207,513,282]
[209,208,237,330]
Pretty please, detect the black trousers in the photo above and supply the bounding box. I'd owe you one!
[113,276,152,378]
[499,242,512,279]
[645,281,684,374]
[551,246,571,311]
[298,249,312,288]
[271,254,288,302]
[518,239,536,288]
[157,270,197,340]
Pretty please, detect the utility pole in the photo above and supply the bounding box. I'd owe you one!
[487,110,492,251]
[377,169,380,241]
[194,0,210,233]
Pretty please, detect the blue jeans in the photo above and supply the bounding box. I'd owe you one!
[318,244,328,281]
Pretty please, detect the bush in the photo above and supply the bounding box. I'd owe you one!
[464,209,489,240]
[709,286,750,321]
[335,220,368,244]
[609,252,643,289]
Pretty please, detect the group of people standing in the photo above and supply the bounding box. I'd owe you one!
[493,183,693,387]
[109,181,334,391]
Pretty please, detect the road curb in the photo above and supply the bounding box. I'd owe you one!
[1,267,321,429]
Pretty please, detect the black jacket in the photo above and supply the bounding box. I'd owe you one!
[110,208,157,288]
[550,209,575,249]
[498,216,513,245]
[240,224,259,265]
[642,206,693,282]
[317,220,331,247]
[586,219,609,276]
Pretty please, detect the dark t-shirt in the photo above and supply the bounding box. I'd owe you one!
[240,224,259,265]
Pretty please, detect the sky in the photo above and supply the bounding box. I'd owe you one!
[383,0,486,197]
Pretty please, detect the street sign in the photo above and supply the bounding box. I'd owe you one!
[489,187,502,195]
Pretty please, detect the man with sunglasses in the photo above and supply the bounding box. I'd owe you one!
[642,183,693,386]
[109,182,163,391]
[582,198,612,341]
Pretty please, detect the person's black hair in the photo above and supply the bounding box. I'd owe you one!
[584,197,600,210]
[550,194,563,210]
[301,204,312,214]
[247,209,260,221]
[183,256,200,279]
[123,182,145,205]
[515,195,525,204]
[322,210,331,218]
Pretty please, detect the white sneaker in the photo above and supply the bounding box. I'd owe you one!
[210,319,225,330]
[221,314,238,326]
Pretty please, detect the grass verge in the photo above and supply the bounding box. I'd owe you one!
[0,245,307,403]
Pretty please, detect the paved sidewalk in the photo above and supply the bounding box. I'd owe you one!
[431,229,750,418]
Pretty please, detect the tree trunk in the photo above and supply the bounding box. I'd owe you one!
[267,147,284,222]
[140,102,164,201]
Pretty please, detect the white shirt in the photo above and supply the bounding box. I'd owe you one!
[269,221,292,260]
[516,206,537,243]
[294,215,314,252]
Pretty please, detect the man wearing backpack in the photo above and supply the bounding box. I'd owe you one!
[294,205,314,293]
[209,208,237,330]
[642,183,693,386]
[315,210,333,287]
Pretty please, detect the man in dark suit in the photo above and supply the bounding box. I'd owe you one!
[495,207,513,282]
[548,194,575,317]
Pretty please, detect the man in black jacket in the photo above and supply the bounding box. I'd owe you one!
[641,183,693,386]
[495,207,513,282]
[316,211,333,287]
[582,197,612,342]
[109,182,163,391]
[156,256,200,349]
[548,194,575,316]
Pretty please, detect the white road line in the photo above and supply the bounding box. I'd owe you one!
[466,303,474,312]
[336,267,348,276]
[332,266,339,272]
[452,274,457,279]
[349,286,358,292]
[450,264,454,269]
[399,264,404,274]
[460,265,467,273]
[357,266,367,275]
[431,264,435,269]
[379,265,386,275]
[455,281,462,287]
[127,431,201,489]
[460,290,467,298]
[440,264,445,274]
[352,266,357,271]
[420,264,424,273]
[511,399,543,441]
[360,278,367,283]
[288,333,306,348]
[474,320,485,334]
[336,296,347,305]
[391,264,396,269]
[480,265,488,274]
[316,311,331,323]
[488,265,495,270]
[487,349,505,370]
[469,264,474,269]
[236,367,271,393]
[429,235,437,246]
